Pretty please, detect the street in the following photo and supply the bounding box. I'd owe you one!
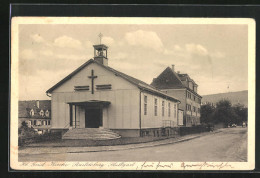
[19,127,247,162]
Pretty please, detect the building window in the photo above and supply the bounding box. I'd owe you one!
[45,110,50,117]
[40,110,44,117]
[144,95,147,115]
[186,104,191,111]
[162,101,165,116]
[168,103,171,117]
[193,106,196,112]
[174,104,177,118]
[198,108,200,113]
[27,120,31,126]
[193,95,196,101]
[154,98,158,116]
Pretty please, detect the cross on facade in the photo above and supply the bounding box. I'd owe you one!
[98,33,103,44]
[88,69,98,94]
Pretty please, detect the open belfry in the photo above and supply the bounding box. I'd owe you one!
[46,33,200,140]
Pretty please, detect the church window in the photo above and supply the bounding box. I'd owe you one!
[144,95,147,115]
[96,84,112,90]
[168,103,171,117]
[154,98,158,116]
[162,101,165,116]
[74,85,89,91]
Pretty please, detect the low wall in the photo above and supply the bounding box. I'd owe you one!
[111,129,140,137]
[179,125,210,136]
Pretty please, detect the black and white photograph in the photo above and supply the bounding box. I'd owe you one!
[10,17,255,170]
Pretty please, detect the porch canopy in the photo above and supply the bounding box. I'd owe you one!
[67,100,111,107]
[67,100,110,128]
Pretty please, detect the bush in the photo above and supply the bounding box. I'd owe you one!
[18,121,62,146]
[18,121,37,138]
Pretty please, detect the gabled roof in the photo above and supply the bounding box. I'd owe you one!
[151,67,201,98]
[151,67,185,89]
[19,100,51,118]
[46,59,180,103]
[178,73,198,86]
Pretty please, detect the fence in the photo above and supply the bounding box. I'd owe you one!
[179,125,210,136]
[162,120,174,128]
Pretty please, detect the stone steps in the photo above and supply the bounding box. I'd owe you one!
[62,128,121,140]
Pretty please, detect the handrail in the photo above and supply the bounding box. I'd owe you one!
[162,120,174,128]
[63,121,80,129]
[63,122,71,129]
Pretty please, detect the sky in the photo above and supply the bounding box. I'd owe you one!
[18,23,248,100]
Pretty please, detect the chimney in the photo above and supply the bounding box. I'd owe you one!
[36,100,40,108]
[171,65,175,72]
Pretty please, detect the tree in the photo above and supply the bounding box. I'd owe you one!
[18,121,36,137]
[200,103,215,124]
[212,99,237,126]
[232,103,248,125]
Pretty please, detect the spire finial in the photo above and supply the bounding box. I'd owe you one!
[98,33,103,44]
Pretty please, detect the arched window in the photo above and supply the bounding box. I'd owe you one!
[30,109,34,116]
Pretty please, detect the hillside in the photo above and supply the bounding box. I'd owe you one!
[202,90,248,107]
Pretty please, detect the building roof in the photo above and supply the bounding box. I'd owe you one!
[151,67,185,89]
[19,100,51,118]
[177,73,198,86]
[46,59,180,103]
[151,67,201,98]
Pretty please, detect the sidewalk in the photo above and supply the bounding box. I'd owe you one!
[19,130,223,155]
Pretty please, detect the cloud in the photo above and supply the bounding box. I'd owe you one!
[124,30,164,52]
[211,51,226,58]
[55,54,89,60]
[20,49,36,60]
[112,52,127,60]
[85,40,93,49]
[102,36,115,46]
[30,34,45,43]
[40,50,53,56]
[185,43,208,56]
[53,36,83,50]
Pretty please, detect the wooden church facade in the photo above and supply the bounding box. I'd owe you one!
[46,44,180,137]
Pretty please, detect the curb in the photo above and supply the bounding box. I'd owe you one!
[19,133,211,155]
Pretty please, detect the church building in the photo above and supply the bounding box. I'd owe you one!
[46,42,181,139]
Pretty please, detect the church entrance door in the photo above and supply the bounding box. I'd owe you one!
[85,107,102,128]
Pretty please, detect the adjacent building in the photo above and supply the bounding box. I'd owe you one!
[18,100,51,133]
[151,65,202,127]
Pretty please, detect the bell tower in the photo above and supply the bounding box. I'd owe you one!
[93,33,108,66]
